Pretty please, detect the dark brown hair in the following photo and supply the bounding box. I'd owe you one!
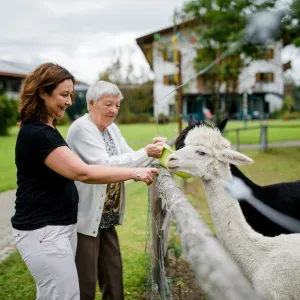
[19,62,75,126]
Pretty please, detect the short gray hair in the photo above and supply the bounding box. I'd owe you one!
[86,81,123,109]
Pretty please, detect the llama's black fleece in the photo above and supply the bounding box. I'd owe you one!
[230,164,300,236]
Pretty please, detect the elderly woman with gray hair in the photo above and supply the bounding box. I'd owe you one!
[66,80,166,300]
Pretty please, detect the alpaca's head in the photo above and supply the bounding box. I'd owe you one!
[167,121,253,181]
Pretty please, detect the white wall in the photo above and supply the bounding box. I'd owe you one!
[238,41,284,113]
[153,35,284,117]
[153,45,177,118]
[153,34,198,118]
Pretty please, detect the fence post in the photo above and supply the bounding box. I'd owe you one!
[236,129,240,151]
[260,123,268,153]
[149,179,171,298]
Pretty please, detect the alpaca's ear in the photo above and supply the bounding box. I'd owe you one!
[216,118,228,132]
[219,149,253,165]
[188,114,196,126]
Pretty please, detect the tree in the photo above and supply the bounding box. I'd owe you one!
[98,47,152,85]
[184,0,276,120]
[98,47,154,123]
[281,0,300,46]
[0,94,19,135]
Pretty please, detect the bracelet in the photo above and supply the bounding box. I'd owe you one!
[135,168,141,182]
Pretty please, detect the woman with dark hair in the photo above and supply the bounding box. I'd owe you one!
[11,63,158,300]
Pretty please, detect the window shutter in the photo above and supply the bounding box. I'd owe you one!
[163,49,167,61]
[163,75,168,85]
[255,73,261,82]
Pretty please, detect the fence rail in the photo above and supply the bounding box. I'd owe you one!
[147,165,259,300]
[224,123,300,152]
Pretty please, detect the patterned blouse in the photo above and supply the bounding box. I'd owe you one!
[99,130,121,229]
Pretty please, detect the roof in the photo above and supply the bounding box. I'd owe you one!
[75,81,89,91]
[0,60,89,86]
[0,60,35,78]
[136,19,198,68]
[136,19,198,46]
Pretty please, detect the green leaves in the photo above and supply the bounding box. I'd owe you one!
[0,94,19,136]
[184,0,276,83]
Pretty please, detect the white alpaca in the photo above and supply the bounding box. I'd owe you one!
[167,123,300,300]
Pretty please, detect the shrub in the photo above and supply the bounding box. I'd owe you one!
[0,94,19,135]
[57,112,72,125]
[269,109,283,120]
[282,112,300,120]
[158,113,169,124]
[116,108,151,124]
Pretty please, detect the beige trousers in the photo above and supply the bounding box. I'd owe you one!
[13,224,79,300]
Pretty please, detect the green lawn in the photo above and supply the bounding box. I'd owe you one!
[1,119,300,192]
[2,126,300,298]
[2,147,300,299]
[0,181,150,300]
[224,120,300,144]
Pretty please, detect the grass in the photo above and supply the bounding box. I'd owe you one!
[0,122,181,192]
[0,181,150,300]
[1,119,300,192]
[2,135,300,298]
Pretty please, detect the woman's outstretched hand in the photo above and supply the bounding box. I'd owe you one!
[134,168,159,185]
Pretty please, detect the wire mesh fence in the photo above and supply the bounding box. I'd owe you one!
[144,164,259,300]
[144,173,172,299]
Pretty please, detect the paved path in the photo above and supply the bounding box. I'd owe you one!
[232,140,300,150]
[0,189,16,262]
[1,140,300,263]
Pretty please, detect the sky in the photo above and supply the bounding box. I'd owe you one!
[0,0,186,84]
[0,0,299,84]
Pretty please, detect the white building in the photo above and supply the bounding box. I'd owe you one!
[136,21,286,120]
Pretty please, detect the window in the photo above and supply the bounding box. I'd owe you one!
[169,104,176,117]
[0,80,5,92]
[9,79,21,92]
[255,72,274,83]
[163,48,174,62]
[163,75,176,86]
[264,48,274,60]
[197,74,214,92]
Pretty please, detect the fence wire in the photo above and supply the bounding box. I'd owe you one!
[144,182,173,299]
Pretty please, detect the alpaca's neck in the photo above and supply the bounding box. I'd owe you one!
[202,178,270,278]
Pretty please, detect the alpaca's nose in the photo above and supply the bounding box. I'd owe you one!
[167,153,180,162]
[168,154,177,161]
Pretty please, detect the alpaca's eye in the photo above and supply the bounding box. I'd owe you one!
[196,151,206,156]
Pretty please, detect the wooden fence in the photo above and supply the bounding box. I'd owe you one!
[146,124,300,298]
[148,165,259,300]
[224,123,300,152]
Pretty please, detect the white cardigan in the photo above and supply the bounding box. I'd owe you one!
[66,114,150,237]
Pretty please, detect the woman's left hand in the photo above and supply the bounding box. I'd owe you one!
[144,142,164,158]
[152,136,167,144]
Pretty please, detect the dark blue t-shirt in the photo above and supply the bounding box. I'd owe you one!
[11,121,79,230]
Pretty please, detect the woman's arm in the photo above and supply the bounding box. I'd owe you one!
[44,146,158,185]
[67,125,149,167]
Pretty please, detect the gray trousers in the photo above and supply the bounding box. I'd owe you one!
[75,227,124,300]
